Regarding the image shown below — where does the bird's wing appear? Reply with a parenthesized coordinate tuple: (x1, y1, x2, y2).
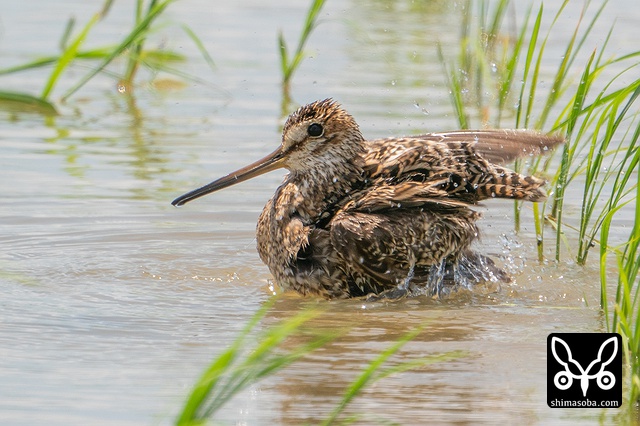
(362, 129, 562, 203)
(365, 129, 563, 175)
(417, 129, 564, 164)
(329, 210, 424, 289)
(342, 180, 472, 212)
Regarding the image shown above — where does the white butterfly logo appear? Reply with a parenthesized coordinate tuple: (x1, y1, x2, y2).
(551, 336, 617, 397)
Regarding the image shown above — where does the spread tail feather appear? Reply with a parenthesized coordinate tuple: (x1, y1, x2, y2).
(475, 167, 548, 202)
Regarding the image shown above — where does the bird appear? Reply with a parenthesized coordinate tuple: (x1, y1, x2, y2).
(172, 99, 563, 299)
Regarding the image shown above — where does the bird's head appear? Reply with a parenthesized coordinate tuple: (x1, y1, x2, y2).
(172, 99, 364, 206)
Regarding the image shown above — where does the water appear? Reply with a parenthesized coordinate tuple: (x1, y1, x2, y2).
(1, 0, 638, 424)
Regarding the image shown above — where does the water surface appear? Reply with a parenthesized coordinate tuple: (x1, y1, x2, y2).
(1, 0, 638, 424)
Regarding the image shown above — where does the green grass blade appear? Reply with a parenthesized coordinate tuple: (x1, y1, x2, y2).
(279, 0, 326, 87)
(563, 0, 609, 74)
(59, 17, 75, 51)
(278, 30, 290, 80)
(177, 301, 337, 424)
(533, 202, 543, 261)
(523, 0, 569, 129)
(202, 321, 334, 417)
(139, 49, 186, 65)
(552, 50, 596, 260)
(322, 327, 424, 425)
(291, 0, 326, 62)
(100, 0, 115, 16)
(0, 47, 117, 77)
(485, 0, 508, 49)
(600, 211, 613, 328)
(535, 18, 578, 128)
(497, 4, 531, 127)
(515, 3, 542, 128)
(178, 347, 237, 424)
(437, 43, 468, 129)
(61, 0, 175, 101)
(181, 24, 216, 72)
(122, 0, 150, 85)
(572, 79, 640, 264)
(135, 0, 144, 23)
(41, 11, 102, 100)
(0, 90, 57, 114)
(0, 57, 60, 76)
(176, 299, 275, 424)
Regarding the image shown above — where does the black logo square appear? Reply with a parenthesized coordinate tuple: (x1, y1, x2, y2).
(547, 333, 622, 408)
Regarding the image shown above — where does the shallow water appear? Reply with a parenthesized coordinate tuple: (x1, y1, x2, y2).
(1, 0, 638, 424)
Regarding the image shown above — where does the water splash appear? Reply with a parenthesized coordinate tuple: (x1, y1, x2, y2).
(426, 261, 447, 295)
(498, 233, 526, 276)
(398, 260, 415, 291)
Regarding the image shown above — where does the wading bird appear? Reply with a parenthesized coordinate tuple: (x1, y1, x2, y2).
(173, 99, 563, 299)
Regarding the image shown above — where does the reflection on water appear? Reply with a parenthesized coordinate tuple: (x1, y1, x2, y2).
(0, 0, 636, 424)
(211, 293, 607, 425)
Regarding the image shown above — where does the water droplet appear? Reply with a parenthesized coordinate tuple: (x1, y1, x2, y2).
(491, 62, 497, 72)
(400, 262, 416, 290)
(117, 84, 126, 93)
(391, 80, 397, 86)
(413, 102, 430, 116)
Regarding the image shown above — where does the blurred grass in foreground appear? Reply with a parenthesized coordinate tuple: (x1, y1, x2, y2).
(176, 298, 465, 425)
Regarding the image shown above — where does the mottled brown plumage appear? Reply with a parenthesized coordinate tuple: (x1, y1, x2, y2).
(173, 99, 563, 299)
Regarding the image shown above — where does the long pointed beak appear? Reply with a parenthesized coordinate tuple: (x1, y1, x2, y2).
(172, 148, 286, 206)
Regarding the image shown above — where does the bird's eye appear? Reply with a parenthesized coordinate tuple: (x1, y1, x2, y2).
(307, 123, 324, 137)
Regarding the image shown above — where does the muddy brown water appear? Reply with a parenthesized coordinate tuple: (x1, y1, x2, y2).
(1, 0, 638, 424)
